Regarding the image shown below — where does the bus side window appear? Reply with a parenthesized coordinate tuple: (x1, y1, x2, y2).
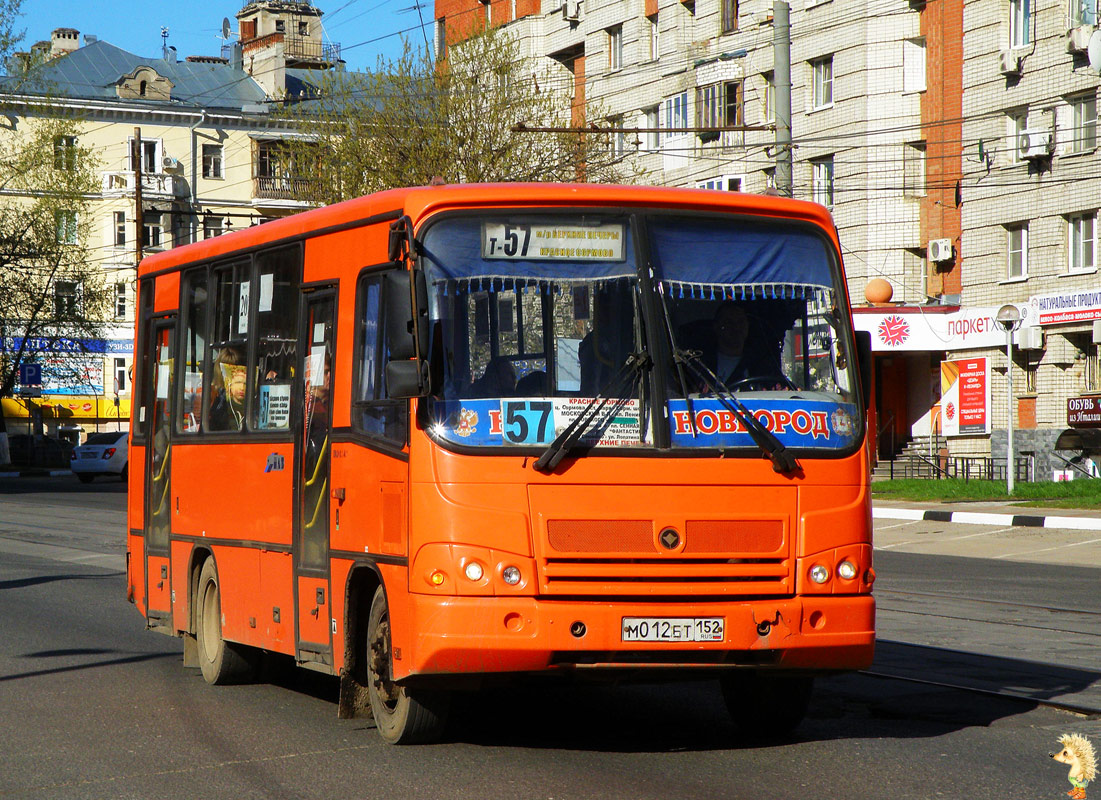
(252, 246, 300, 431)
(206, 260, 249, 432)
(353, 271, 408, 445)
(178, 270, 209, 434)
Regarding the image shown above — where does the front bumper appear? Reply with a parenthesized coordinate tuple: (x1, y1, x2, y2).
(398, 593, 874, 680)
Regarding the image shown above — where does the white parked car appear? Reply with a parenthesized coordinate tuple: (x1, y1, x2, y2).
(70, 432, 129, 483)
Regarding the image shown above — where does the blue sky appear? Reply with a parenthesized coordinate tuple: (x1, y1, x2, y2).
(14, 0, 431, 72)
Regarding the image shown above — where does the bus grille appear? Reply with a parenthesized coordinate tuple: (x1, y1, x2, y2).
(540, 519, 791, 597)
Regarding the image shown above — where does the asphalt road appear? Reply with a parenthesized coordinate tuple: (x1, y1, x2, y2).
(0, 476, 1097, 800)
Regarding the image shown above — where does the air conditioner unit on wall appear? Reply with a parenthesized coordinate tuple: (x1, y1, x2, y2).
(162, 156, 179, 170)
(1018, 326, 1044, 350)
(563, 0, 581, 21)
(1067, 26, 1093, 53)
(1017, 129, 1053, 160)
(928, 238, 954, 262)
(999, 50, 1023, 76)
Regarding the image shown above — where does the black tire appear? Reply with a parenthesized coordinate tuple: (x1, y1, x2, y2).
(720, 672, 813, 738)
(120, 463, 128, 481)
(195, 558, 257, 685)
(366, 586, 449, 744)
(77, 474, 94, 484)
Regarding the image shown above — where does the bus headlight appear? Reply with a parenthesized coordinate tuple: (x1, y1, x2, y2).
(809, 564, 830, 584)
(463, 561, 485, 582)
(501, 566, 521, 585)
(837, 560, 858, 580)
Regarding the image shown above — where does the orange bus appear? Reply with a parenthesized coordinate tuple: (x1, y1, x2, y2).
(127, 183, 875, 744)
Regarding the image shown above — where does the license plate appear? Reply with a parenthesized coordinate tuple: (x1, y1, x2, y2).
(621, 617, 724, 642)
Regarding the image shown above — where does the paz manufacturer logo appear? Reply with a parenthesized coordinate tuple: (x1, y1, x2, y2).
(265, 453, 285, 472)
(877, 315, 910, 347)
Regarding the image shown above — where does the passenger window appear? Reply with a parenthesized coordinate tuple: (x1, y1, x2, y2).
(252, 246, 300, 430)
(353, 271, 408, 444)
(207, 260, 250, 432)
(179, 270, 209, 433)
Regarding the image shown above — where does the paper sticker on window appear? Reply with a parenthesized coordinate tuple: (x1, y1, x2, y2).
(259, 273, 274, 313)
(238, 281, 250, 335)
(259, 383, 292, 429)
(308, 346, 326, 387)
(156, 363, 170, 399)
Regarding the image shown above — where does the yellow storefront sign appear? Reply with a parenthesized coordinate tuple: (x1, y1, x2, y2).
(2, 396, 132, 420)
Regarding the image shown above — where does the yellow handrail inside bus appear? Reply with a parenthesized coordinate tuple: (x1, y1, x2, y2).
(304, 434, 328, 488)
(154, 442, 171, 482)
(153, 445, 171, 517)
(304, 477, 328, 530)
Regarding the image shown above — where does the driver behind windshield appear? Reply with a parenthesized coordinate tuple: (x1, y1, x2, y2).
(694, 301, 781, 390)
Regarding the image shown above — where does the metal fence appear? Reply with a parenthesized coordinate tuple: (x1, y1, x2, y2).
(886, 454, 1032, 482)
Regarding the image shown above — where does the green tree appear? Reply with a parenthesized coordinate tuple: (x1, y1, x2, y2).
(0, 7, 106, 445)
(279, 27, 643, 204)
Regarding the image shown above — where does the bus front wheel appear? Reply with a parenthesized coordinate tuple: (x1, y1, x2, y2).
(719, 672, 813, 738)
(195, 558, 257, 685)
(366, 586, 449, 744)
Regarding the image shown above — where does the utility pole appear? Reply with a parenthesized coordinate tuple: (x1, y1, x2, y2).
(773, 0, 793, 197)
(132, 127, 144, 266)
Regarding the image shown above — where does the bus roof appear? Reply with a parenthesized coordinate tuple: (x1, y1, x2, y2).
(137, 183, 838, 278)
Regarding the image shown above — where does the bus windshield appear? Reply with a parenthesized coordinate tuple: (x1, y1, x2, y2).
(420, 211, 860, 454)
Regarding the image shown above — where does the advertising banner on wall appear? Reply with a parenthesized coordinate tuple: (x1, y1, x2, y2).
(1028, 289, 1101, 326)
(940, 357, 991, 436)
(853, 307, 1010, 351)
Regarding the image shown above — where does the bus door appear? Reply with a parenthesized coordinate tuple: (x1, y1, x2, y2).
(143, 320, 175, 630)
(294, 291, 335, 663)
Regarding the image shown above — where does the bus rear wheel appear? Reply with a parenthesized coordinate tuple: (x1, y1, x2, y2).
(719, 672, 813, 738)
(366, 586, 449, 744)
(195, 558, 257, 685)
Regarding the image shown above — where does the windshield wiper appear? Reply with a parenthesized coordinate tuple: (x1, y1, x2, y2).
(533, 352, 651, 473)
(676, 350, 800, 475)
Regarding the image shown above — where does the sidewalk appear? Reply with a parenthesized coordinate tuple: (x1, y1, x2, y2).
(873, 498, 1101, 531)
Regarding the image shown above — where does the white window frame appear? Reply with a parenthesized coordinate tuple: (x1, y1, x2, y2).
(114, 357, 128, 394)
(648, 14, 659, 60)
(1069, 212, 1096, 274)
(1008, 111, 1027, 162)
(202, 143, 224, 179)
(903, 38, 926, 93)
(1070, 0, 1097, 26)
(1071, 93, 1097, 154)
(608, 116, 626, 157)
(115, 281, 127, 319)
(1007, 223, 1029, 279)
(128, 137, 162, 174)
(643, 106, 660, 150)
(607, 25, 623, 71)
(811, 56, 833, 110)
(812, 156, 834, 208)
(663, 91, 689, 140)
(697, 175, 743, 191)
(113, 210, 126, 248)
(53, 135, 77, 170)
(203, 214, 225, 240)
(143, 212, 163, 249)
(1010, 0, 1031, 47)
(762, 72, 774, 124)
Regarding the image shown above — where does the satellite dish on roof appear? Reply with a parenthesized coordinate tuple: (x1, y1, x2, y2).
(221, 17, 232, 40)
(1088, 30, 1101, 72)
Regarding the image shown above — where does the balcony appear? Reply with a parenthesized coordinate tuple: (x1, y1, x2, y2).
(101, 171, 186, 200)
(252, 175, 318, 205)
(237, 31, 340, 65)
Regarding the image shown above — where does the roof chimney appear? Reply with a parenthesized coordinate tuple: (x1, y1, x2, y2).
(50, 28, 80, 59)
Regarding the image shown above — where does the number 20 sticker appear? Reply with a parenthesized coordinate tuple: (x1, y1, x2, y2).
(501, 401, 555, 445)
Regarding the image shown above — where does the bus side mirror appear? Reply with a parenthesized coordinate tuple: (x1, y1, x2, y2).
(855, 330, 872, 410)
(384, 270, 429, 361)
(386, 360, 429, 398)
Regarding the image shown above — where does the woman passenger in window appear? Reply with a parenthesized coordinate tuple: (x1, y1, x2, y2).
(209, 346, 247, 431)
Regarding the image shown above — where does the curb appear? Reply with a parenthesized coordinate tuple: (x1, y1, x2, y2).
(873, 505, 1101, 531)
(0, 469, 73, 479)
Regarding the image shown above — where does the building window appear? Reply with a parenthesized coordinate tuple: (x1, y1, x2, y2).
(54, 280, 80, 317)
(1010, 0, 1031, 47)
(811, 156, 834, 208)
(903, 38, 926, 92)
(721, 0, 738, 32)
(1087, 343, 1101, 391)
(608, 116, 626, 156)
(202, 143, 224, 178)
(115, 282, 127, 319)
(1007, 223, 1028, 279)
(203, 215, 225, 239)
(114, 211, 126, 247)
(1070, 93, 1097, 154)
(1070, 0, 1097, 26)
(697, 81, 744, 139)
(114, 358, 128, 394)
(643, 106, 660, 150)
(648, 14, 659, 60)
(143, 212, 163, 249)
(298, 20, 309, 35)
(663, 91, 689, 139)
(811, 56, 833, 109)
(275, 19, 286, 32)
(1069, 212, 1096, 273)
(607, 25, 623, 71)
(1008, 111, 1027, 161)
(53, 135, 77, 170)
(129, 138, 159, 173)
(55, 210, 78, 244)
(697, 176, 742, 191)
(762, 71, 774, 123)
(903, 141, 926, 197)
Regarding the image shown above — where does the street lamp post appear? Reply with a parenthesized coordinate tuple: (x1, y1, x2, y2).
(996, 304, 1022, 494)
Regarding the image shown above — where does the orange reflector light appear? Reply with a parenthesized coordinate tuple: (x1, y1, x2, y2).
(429, 570, 446, 586)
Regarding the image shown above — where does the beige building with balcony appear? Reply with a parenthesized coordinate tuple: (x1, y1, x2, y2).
(0, 0, 339, 440)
